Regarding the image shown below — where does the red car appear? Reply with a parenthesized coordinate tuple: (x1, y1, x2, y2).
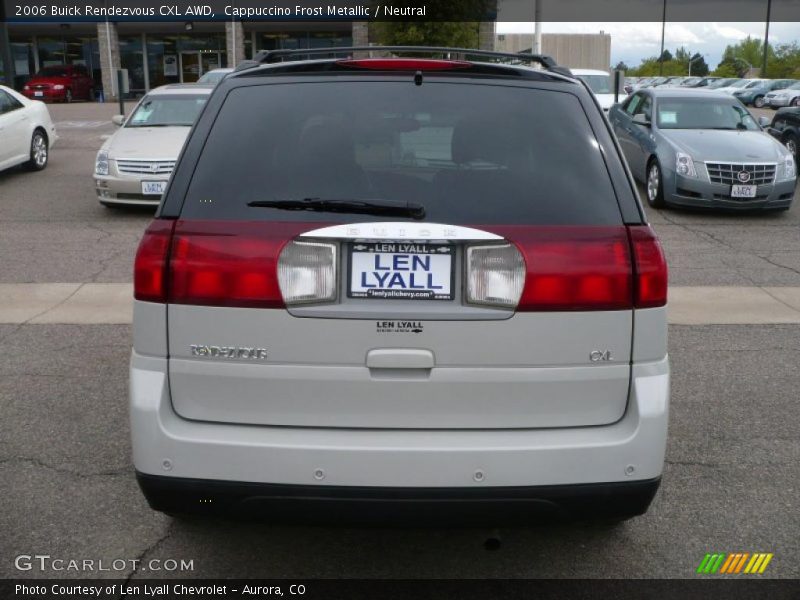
(22, 64, 94, 103)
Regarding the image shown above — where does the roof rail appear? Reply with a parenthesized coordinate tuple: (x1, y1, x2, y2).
(237, 46, 572, 77)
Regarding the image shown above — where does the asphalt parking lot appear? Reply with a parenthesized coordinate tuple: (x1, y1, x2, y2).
(1, 102, 799, 580)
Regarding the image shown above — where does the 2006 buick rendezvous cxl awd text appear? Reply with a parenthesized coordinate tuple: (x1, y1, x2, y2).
(130, 47, 669, 524)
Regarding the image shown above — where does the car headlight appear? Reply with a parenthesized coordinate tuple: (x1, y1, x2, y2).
(95, 151, 109, 176)
(676, 152, 697, 178)
(780, 153, 796, 181)
(53, 84, 65, 90)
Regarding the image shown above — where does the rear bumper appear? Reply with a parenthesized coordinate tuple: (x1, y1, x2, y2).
(136, 471, 661, 523)
(131, 352, 669, 504)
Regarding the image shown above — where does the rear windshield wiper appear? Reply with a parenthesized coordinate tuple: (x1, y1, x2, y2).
(247, 198, 426, 220)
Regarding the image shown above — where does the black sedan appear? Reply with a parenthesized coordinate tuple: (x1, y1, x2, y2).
(766, 107, 800, 162)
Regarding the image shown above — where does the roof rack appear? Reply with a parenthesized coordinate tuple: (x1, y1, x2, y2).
(235, 46, 572, 77)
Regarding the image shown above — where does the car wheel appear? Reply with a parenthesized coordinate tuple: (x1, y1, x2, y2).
(753, 95, 765, 108)
(784, 132, 799, 163)
(793, 97, 800, 108)
(26, 130, 48, 171)
(65, 88, 73, 103)
(646, 159, 666, 209)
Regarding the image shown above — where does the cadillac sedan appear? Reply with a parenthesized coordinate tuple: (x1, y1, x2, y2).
(608, 89, 796, 211)
(94, 84, 212, 207)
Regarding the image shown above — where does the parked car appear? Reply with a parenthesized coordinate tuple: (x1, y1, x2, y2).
(94, 84, 212, 207)
(130, 47, 669, 524)
(608, 88, 796, 210)
(705, 78, 743, 90)
(680, 77, 719, 88)
(714, 78, 755, 95)
(0, 84, 58, 173)
(572, 68, 618, 110)
(766, 81, 800, 109)
(765, 107, 800, 163)
(658, 76, 689, 87)
(21, 64, 94, 103)
(733, 79, 796, 108)
(197, 68, 234, 85)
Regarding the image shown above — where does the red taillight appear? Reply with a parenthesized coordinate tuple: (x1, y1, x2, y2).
(336, 58, 471, 71)
(134, 220, 175, 303)
(628, 225, 668, 308)
(486, 226, 634, 311)
(167, 220, 312, 308)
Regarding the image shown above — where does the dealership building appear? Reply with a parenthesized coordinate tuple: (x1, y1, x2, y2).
(0, 20, 372, 98)
(0, 20, 608, 99)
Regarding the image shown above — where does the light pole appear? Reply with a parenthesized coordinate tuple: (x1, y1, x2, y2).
(763, 0, 772, 77)
(659, 0, 667, 76)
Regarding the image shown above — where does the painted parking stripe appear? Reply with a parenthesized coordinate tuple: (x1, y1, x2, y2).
(55, 120, 113, 129)
(1, 284, 800, 325)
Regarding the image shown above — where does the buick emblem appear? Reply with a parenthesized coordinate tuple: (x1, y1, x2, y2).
(737, 170, 751, 183)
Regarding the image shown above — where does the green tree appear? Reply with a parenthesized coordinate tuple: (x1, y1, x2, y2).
(711, 62, 739, 78)
(659, 49, 673, 62)
(614, 61, 630, 72)
(372, 22, 480, 48)
(689, 53, 709, 76)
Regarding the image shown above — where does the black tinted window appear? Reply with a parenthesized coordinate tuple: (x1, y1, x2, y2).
(182, 81, 622, 225)
(0, 90, 23, 113)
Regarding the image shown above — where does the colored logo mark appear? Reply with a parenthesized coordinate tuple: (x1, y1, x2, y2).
(697, 553, 773, 575)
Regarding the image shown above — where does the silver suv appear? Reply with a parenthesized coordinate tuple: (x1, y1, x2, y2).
(131, 47, 669, 524)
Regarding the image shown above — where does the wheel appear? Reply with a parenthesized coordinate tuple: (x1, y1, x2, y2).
(793, 97, 800, 108)
(784, 132, 799, 163)
(64, 88, 73, 103)
(753, 95, 765, 108)
(646, 159, 666, 209)
(26, 130, 48, 171)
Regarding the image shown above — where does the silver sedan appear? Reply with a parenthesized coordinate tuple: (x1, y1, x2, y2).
(608, 88, 796, 211)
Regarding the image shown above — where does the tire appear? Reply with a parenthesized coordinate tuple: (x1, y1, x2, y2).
(646, 159, 666, 209)
(65, 88, 73, 103)
(784, 132, 799, 164)
(26, 130, 48, 171)
(793, 97, 800, 108)
(753, 95, 765, 108)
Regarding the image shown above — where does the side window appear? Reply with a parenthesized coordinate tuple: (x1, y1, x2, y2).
(634, 96, 652, 120)
(0, 90, 23, 115)
(624, 94, 642, 116)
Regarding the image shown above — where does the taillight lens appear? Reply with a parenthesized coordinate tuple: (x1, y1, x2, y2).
(133, 220, 175, 303)
(466, 244, 525, 308)
(278, 241, 337, 305)
(167, 221, 311, 308)
(629, 225, 668, 308)
(487, 226, 634, 311)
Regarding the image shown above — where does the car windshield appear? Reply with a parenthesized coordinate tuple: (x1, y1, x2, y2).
(744, 80, 765, 89)
(656, 99, 759, 130)
(578, 74, 612, 94)
(37, 66, 69, 77)
(126, 94, 207, 127)
(681, 78, 701, 86)
(182, 81, 623, 225)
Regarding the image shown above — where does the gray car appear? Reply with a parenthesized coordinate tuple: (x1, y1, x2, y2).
(609, 88, 796, 211)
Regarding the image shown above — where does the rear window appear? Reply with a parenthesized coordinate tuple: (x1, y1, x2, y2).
(181, 80, 622, 225)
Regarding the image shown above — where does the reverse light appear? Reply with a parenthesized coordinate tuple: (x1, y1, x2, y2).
(676, 152, 696, 178)
(278, 241, 337, 305)
(466, 244, 524, 308)
(95, 150, 109, 176)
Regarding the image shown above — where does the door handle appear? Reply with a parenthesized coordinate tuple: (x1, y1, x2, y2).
(366, 349, 434, 370)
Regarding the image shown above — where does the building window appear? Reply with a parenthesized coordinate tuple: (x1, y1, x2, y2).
(119, 35, 145, 96)
(9, 36, 36, 90)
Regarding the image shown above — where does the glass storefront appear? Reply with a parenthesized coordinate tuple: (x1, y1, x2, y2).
(9, 34, 100, 91)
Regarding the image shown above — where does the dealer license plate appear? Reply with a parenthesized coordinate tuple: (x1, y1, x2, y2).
(348, 242, 454, 301)
(141, 181, 167, 195)
(731, 185, 757, 198)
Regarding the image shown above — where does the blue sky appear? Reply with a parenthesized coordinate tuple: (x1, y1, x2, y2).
(496, 22, 800, 69)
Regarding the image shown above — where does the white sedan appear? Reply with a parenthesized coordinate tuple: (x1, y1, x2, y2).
(0, 84, 58, 173)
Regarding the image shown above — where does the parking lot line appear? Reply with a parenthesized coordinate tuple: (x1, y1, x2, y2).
(2, 284, 800, 325)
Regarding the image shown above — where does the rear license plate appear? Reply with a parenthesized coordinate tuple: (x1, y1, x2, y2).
(141, 181, 167, 195)
(34, 91, 43, 97)
(348, 242, 454, 301)
(731, 185, 757, 198)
